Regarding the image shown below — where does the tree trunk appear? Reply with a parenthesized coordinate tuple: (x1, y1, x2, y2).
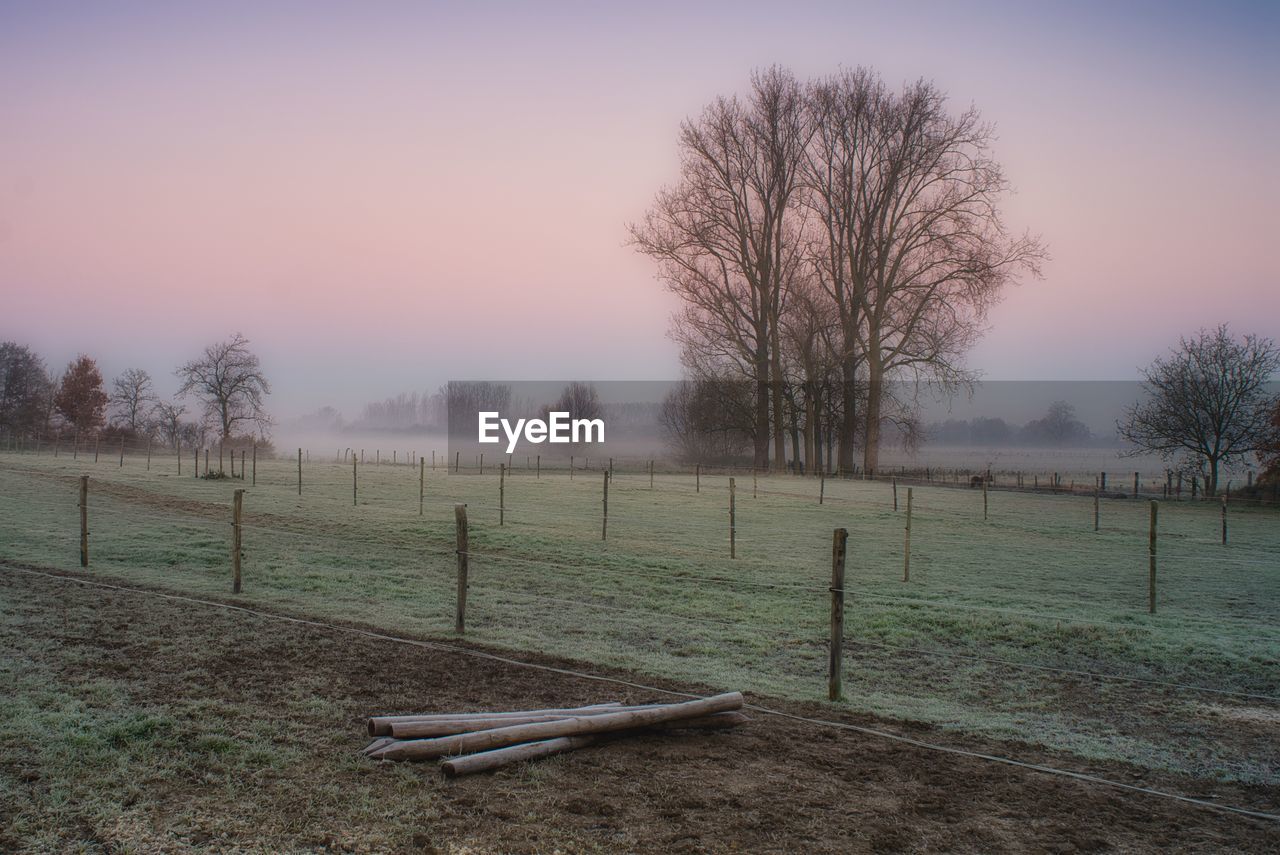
(1207, 457, 1219, 498)
(753, 344, 771, 471)
(863, 357, 884, 476)
(770, 342, 787, 473)
(837, 351, 858, 475)
(803, 384, 816, 477)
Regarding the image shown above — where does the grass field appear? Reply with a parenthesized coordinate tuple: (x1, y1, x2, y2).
(1, 449, 1277, 791)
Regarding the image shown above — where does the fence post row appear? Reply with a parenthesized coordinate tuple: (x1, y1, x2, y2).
(455, 504, 469, 633)
(499, 463, 506, 526)
(829, 527, 848, 702)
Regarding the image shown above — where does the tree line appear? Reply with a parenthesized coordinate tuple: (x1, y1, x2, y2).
(0, 333, 272, 452)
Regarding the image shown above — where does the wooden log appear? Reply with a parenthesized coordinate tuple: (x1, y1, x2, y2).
(437, 712, 749, 777)
(368, 702, 625, 736)
(369, 692, 743, 761)
(391, 709, 653, 738)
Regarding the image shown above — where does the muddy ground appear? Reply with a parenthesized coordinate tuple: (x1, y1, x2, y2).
(0, 565, 1275, 853)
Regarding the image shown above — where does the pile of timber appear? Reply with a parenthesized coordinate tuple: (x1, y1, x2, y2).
(363, 691, 746, 777)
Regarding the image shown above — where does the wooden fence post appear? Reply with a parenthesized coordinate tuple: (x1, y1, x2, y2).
(204, 449, 209, 476)
(819, 475, 825, 505)
(146, 438, 151, 471)
(353, 456, 358, 506)
(479, 453, 483, 475)
(753, 468, 757, 499)
(1221, 495, 1228, 545)
(240, 449, 244, 481)
(499, 463, 505, 526)
(176, 441, 180, 476)
(119, 437, 124, 467)
(419, 457, 425, 516)
(601, 469, 609, 540)
(570, 455, 574, 480)
(1134, 471, 1140, 499)
(649, 459, 654, 490)
(79, 476, 89, 568)
(729, 477, 736, 559)
(298, 448, 303, 496)
(455, 504, 469, 633)
(251, 443, 256, 486)
(904, 488, 913, 582)
(219, 442, 224, 475)
(1148, 500, 1158, 614)
(696, 463, 700, 492)
(537, 454, 541, 479)
(232, 489, 244, 594)
(829, 527, 847, 701)
(1094, 480, 1100, 532)
(982, 478, 988, 521)
(94, 436, 99, 463)
(454, 451, 459, 473)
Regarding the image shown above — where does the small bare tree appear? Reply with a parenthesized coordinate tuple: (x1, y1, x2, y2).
(176, 334, 271, 441)
(1119, 326, 1279, 496)
(110, 368, 157, 432)
(152, 400, 187, 449)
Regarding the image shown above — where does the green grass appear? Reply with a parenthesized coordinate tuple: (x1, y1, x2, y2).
(1, 450, 1277, 785)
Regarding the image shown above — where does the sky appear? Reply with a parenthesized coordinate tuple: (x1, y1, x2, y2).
(2, 0, 1277, 419)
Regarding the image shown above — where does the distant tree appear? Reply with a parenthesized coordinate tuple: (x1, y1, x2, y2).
(54, 355, 108, 433)
(446, 381, 512, 440)
(971, 417, 1013, 445)
(1022, 401, 1091, 446)
(1254, 399, 1280, 485)
(545, 382, 602, 422)
(1119, 326, 1280, 496)
(176, 334, 271, 441)
(660, 377, 755, 464)
(0, 342, 53, 436)
(109, 368, 157, 432)
(152, 400, 187, 449)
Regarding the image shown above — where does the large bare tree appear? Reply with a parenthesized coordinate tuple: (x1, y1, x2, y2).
(1119, 326, 1279, 496)
(176, 334, 272, 441)
(631, 67, 809, 471)
(804, 70, 1043, 475)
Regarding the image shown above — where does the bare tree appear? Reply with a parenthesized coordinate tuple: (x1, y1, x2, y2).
(110, 368, 157, 432)
(631, 67, 810, 471)
(546, 382, 603, 422)
(152, 400, 187, 449)
(804, 70, 1044, 475)
(1258, 399, 1280, 486)
(1119, 326, 1279, 496)
(176, 334, 271, 441)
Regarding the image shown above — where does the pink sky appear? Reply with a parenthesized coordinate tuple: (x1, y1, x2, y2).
(2, 1, 1276, 417)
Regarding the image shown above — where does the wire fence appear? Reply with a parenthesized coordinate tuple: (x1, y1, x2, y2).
(1, 449, 1278, 795)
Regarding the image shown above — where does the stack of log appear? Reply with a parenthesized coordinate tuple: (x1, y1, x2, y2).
(363, 691, 746, 777)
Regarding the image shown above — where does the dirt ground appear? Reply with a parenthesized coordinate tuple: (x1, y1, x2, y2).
(0, 565, 1276, 853)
